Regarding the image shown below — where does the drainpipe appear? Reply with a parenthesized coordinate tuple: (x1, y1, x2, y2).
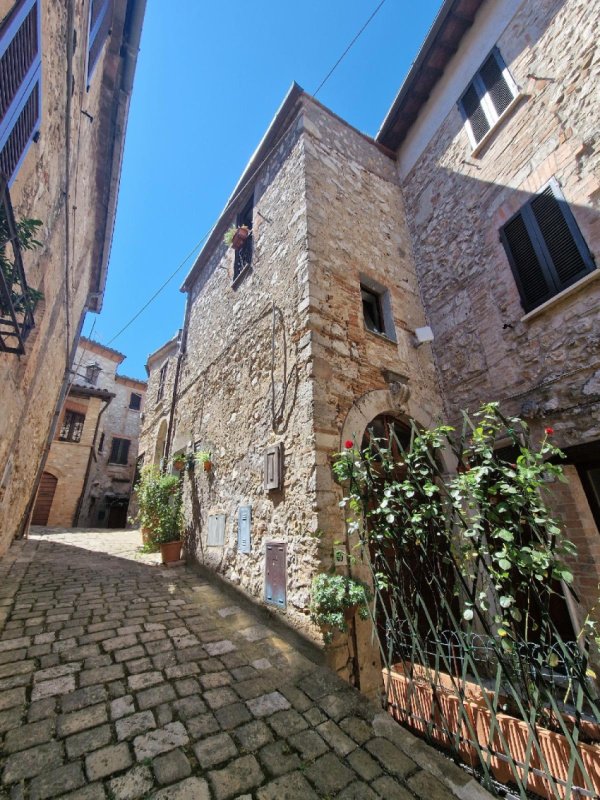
(73, 394, 112, 526)
(165, 294, 191, 463)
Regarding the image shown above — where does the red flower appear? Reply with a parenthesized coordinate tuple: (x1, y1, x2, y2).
(344, 440, 354, 449)
(545, 427, 554, 436)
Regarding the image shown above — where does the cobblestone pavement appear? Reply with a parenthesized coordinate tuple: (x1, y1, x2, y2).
(0, 528, 491, 800)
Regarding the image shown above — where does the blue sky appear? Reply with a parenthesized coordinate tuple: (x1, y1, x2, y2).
(85, 0, 442, 379)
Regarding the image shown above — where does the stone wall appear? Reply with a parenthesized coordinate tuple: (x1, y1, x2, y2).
(76, 345, 147, 527)
(174, 110, 319, 639)
(42, 395, 105, 526)
(302, 100, 444, 693)
(0, 0, 141, 551)
(399, 0, 600, 617)
(138, 335, 180, 468)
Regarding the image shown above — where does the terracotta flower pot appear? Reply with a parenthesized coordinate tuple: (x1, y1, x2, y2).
(383, 663, 600, 799)
(173, 458, 185, 471)
(160, 540, 182, 564)
(231, 227, 250, 250)
(343, 604, 358, 622)
(203, 460, 212, 472)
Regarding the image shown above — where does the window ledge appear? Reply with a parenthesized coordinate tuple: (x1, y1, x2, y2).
(364, 327, 397, 346)
(521, 269, 599, 322)
(470, 93, 526, 158)
(232, 265, 252, 290)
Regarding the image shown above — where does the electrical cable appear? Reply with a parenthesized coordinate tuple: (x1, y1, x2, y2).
(104, 0, 388, 346)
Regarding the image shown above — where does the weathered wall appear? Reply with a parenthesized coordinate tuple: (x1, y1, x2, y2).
(137, 336, 179, 469)
(173, 111, 319, 638)
(78, 373, 146, 527)
(0, 0, 138, 551)
(302, 100, 445, 693)
(399, 0, 600, 616)
(42, 395, 104, 526)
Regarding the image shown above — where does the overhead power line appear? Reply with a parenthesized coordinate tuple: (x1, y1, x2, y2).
(105, 0, 388, 346)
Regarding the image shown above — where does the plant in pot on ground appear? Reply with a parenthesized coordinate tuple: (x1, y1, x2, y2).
(333, 403, 600, 800)
(134, 465, 183, 562)
(310, 572, 371, 644)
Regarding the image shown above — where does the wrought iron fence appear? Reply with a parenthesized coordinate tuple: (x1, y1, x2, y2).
(340, 409, 600, 800)
(0, 175, 37, 354)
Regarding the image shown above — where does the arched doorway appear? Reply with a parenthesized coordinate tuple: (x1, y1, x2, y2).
(32, 472, 58, 525)
(361, 413, 459, 665)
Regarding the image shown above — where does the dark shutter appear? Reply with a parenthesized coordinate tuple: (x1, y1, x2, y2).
(480, 52, 513, 117)
(109, 437, 130, 465)
(502, 213, 551, 310)
(87, 0, 113, 84)
(0, 0, 41, 184)
(460, 84, 490, 144)
(237, 505, 251, 554)
(265, 542, 286, 609)
(129, 393, 141, 410)
(530, 186, 592, 287)
(501, 180, 595, 312)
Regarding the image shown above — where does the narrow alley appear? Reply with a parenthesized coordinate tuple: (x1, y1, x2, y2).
(0, 529, 489, 800)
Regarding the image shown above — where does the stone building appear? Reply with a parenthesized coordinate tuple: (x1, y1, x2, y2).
(142, 0, 599, 692)
(31, 337, 146, 527)
(141, 86, 443, 695)
(138, 332, 181, 470)
(0, 0, 145, 553)
(376, 0, 600, 633)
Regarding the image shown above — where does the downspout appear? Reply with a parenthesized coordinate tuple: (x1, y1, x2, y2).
(73, 394, 112, 526)
(165, 294, 191, 463)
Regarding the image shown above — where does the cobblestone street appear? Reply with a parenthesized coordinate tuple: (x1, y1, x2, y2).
(0, 529, 490, 800)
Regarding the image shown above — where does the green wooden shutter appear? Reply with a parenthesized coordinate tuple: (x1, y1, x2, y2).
(501, 213, 552, 311)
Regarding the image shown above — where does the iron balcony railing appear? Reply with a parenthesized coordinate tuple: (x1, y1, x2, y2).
(0, 174, 36, 354)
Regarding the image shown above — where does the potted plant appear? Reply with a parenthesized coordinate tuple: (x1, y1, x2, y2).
(194, 450, 212, 472)
(223, 223, 250, 251)
(309, 573, 371, 643)
(171, 453, 186, 472)
(134, 465, 183, 562)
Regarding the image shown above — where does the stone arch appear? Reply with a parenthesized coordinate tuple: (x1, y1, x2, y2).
(340, 387, 452, 473)
(154, 418, 169, 466)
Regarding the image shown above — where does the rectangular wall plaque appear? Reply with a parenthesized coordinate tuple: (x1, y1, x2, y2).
(207, 514, 226, 546)
(265, 542, 286, 609)
(264, 443, 283, 491)
(237, 505, 251, 554)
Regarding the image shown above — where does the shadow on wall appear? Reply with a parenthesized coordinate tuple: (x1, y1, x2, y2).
(271, 304, 299, 435)
(406, 163, 600, 429)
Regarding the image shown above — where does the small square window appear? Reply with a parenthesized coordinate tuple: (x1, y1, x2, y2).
(129, 392, 142, 411)
(109, 437, 130, 465)
(361, 287, 384, 335)
(59, 410, 85, 443)
(85, 363, 101, 385)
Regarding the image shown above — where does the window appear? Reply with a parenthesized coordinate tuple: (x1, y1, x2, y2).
(85, 363, 101, 385)
(87, 0, 113, 87)
(359, 277, 396, 341)
(500, 179, 595, 312)
(98, 432, 105, 452)
(157, 363, 168, 402)
(458, 48, 517, 148)
(233, 195, 254, 282)
(361, 287, 384, 334)
(109, 437, 130, 465)
(59, 410, 85, 443)
(0, 0, 41, 186)
(129, 392, 142, 411)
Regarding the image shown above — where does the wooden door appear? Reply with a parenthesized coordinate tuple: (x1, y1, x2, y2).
(31, 472, 58, 525)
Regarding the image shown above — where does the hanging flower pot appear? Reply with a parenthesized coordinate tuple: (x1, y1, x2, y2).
(172, 456, 185, 472)
(224, 224, 250, 251)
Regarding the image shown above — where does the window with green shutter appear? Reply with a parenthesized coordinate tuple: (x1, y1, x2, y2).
(500, 179, 595, 312)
